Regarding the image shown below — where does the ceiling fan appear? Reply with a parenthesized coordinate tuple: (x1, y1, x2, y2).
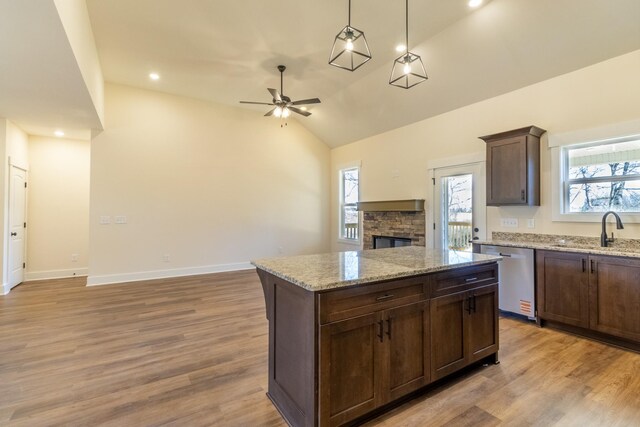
(239, 65, 321, 119)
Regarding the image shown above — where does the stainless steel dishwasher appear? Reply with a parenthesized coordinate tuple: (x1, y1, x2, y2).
(480, 245, 536, 320)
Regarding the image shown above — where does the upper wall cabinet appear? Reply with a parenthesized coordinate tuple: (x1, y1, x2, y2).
(480, 126, 547, 206)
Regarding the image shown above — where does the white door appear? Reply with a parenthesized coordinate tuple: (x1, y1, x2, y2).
(433, 163, 486, 251)
(9, 166, 27, 289)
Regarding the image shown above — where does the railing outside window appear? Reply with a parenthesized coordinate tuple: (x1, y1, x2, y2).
(447, 221, 472, 251)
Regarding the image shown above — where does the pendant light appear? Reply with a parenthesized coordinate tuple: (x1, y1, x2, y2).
(329, 0, 372, 71)
(389, 0, 428, 89)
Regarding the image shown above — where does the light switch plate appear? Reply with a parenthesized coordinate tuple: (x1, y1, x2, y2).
(115, 215, 127, 224)
(527, 219, 535, 228)
(100, 216, 110, 225)
(500, 218, 519, 228)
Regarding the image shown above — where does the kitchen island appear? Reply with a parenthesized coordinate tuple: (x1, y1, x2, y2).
(252, 246, 501, 427)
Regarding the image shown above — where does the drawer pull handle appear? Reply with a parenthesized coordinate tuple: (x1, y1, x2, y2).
(465, 277, 479, 282)
(376, 294, 395, 301)
(499, 253, 512, 257)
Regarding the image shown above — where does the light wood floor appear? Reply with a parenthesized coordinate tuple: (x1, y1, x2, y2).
(0, 271, 638, 426)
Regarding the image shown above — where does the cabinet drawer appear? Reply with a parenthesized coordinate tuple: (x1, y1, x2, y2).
(319, 277, 428, 324)
(432, 264, 498, 298)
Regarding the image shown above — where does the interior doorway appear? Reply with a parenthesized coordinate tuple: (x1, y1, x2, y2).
(433, 162, 486, 251)
(9, 165, 27, 289)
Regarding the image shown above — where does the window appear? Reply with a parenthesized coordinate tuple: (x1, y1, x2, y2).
(339, 167, 359, 241)
(562, 137, 640, 213)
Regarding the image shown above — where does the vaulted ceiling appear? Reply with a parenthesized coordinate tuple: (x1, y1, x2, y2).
(86, 0, 640, 147)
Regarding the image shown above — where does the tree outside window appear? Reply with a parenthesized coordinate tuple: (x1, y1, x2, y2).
(565, 138, 640, 213)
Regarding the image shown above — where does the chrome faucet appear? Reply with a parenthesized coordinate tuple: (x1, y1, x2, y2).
(601, 211, 624, 247)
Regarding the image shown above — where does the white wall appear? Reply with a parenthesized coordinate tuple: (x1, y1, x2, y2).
(26, 136, 90, 280)
(331, 50, 640, 251)
(54, 0, 104, 129)
(88, 83, 331, 285)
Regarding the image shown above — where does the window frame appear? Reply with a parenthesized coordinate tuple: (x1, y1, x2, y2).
(550, 122, 640, 223)
(338, 164, 361, 245)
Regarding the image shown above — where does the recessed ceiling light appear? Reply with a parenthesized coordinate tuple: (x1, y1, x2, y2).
(468, 0, 483, 8)
(149, 72, 160, 81)
(54, 130, 65, 137)
(395, 44, 406, 52)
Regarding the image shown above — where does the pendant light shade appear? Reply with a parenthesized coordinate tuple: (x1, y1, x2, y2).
(389, 0, 427, 89)
(329, 0, 372, 71)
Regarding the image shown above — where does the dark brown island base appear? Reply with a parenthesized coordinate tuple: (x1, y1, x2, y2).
(252, 246, 502, 427)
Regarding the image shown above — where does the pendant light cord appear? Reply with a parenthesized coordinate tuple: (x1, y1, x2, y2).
(280, 70, 283, 95)
(405, 0, 409, 54)
(348, 0, 351, 27)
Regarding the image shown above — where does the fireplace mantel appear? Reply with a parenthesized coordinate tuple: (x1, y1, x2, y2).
(356, 199, 425, 212)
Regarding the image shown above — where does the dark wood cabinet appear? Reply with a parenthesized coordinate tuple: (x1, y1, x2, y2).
(385, 301, 431, 401)
(588, 255, 640, 342)
(480, 125, 546, 206)
(430, 291, 467, 380)
(319, 301, 430, 426)
(468, 285, 499, 363)
(319, 313, 382, 426)
(537, 250, 640, 349)
(431, 284, 499, 381)
(257, 262, 500, 427)
(536, 250, 589, 328)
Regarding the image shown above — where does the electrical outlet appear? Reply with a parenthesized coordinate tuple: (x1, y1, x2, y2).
(71, 254, 79, 262)
(162, 254, 170, 263)
(500, 218, 519, 228)
(278, 247, 284, 254)
(115, 215, 127, 224)
(527, 219, 535, 228)
(100, 216, 110, 225)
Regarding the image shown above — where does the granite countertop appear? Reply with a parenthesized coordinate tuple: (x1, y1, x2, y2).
(474, 232, 640, 259)
(251, 246, 501, 292)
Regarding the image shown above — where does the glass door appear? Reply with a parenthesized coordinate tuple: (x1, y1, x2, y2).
(434, 163, 486, 251)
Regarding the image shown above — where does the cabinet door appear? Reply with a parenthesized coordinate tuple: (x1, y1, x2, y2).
(468, 285, 499, 363)
(536, 250, 589, 328)
(589, 256, 640, 342)
(430, 291, 468, 381)
(319, 313, 383, 427)
(384, 301, 430, 402)
(486, 136, 527, 205)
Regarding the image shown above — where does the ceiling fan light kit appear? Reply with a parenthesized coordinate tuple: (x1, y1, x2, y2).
(389, 0, 428, 89)
(239, 65, 321, 125)
(329, 0, 372, 71)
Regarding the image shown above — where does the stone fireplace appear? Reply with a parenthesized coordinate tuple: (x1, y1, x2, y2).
(358, 200, 426, 249)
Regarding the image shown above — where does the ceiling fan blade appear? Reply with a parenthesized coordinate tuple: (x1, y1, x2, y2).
(239, 101, 274, 106)
(289, 106, 311, 117)
(264, 108, 277, 117)
(291, 98, 321, 106)
(268, 88, 282, 102)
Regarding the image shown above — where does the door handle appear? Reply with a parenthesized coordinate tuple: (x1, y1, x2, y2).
(10, 232, 17, 237)
(582, 259, 586, 273)
(472, 294, 477, 313)
(465, 296, 472, 314)
(377, 320, 384, 342)
(521, 190, 526, 201)
(386, 318, 392, 340)
(590, 260, 596, 274)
